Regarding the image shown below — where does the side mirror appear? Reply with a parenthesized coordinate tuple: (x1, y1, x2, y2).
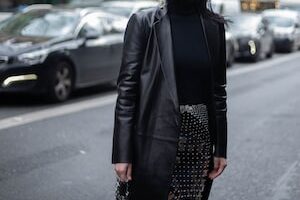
(295, 23, 300, 28)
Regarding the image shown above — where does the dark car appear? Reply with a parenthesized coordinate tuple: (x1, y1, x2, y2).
(262, 9, 300, 52)
(0, 7, 126, 102)
(230, 13, 274, 62)
(225, 29, 238, 67)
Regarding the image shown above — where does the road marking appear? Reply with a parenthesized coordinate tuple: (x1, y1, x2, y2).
(228, 52, 300, 77)
(1, 52, 300, 130)
(269, 161, 300, 200)
(0, 93, 117, 131)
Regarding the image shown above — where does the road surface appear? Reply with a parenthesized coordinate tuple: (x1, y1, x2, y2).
(0, 52, 300, 200)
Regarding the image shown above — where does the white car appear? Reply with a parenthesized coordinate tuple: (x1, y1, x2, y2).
(262, 9, 300, 52)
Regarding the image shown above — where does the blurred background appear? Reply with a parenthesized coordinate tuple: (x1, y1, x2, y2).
(0, 0, 300, 200)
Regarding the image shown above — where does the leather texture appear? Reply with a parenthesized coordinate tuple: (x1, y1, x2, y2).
(112, 3, 227, 200)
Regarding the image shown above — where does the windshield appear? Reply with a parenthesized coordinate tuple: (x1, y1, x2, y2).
(230, 16, 260, 32)
(280, 4, 300, 12)
(264, 16, 294, 28)
(0, 10, 79, 38)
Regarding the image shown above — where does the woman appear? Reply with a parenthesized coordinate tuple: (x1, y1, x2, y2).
(112, 0, 228, 199)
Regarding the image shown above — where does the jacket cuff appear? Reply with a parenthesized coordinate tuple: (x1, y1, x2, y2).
(213, 114, 227, 158)
(111, 109, 134, 164)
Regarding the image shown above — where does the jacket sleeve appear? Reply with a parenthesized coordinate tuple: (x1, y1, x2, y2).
(111, 13, 146, 164)
(213, 22, 228, 158)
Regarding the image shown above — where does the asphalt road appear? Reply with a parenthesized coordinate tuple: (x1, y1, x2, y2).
(0, 52, 300, 200)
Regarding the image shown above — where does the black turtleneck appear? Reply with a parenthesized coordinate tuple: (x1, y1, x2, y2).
(167, 0, 211, 105)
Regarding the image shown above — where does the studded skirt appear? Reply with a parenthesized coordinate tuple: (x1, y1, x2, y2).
(168, 103, 214, 200)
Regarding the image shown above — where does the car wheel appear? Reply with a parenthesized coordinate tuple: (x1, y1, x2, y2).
(250, 50, 260, 62)
(47, 61, 74, 102)
(287, 41, 296, 53)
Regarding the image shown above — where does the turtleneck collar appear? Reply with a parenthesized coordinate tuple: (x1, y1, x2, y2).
(166, 0, 200, 15)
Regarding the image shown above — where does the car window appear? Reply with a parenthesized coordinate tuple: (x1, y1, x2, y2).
(78, 15, 122, 38)
(230, 15, 260, 32)
(78, 17, 104, 38)
(280, 3, 300, 12)
(101, 17, 115, 34)
(0, 10, 79, 37)
(264, 16, 295, 28)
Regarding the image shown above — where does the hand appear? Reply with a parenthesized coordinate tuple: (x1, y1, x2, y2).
(114, 163, 132, 182)
(208, 157, 227, 180)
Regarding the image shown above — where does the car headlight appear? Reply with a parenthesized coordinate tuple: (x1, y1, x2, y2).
(248, 40, 257, 55)
(17, 49, 49, 65)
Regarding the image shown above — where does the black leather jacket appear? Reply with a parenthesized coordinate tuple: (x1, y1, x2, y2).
(112, 3, 227, 199)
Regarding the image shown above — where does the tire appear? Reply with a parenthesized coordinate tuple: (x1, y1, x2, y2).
(250, 51, 260, 62)
(287, 41, 296, 53)
(47, 60, 74, 102)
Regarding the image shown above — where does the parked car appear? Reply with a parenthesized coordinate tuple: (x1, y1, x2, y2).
(0, 7, 126, 102)
(225, 30, 238, 67)
(262, 9, 300, 52)
(101, 1, 159, 18)
(230, 13, 274, 62)
(279, 0, 300, 13)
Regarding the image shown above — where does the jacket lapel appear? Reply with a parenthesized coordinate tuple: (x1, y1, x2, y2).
(154, 5, 180, 112)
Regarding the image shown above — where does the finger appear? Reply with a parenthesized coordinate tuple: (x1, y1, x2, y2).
(127, 164, 132, 181)
(208, 169, 218, 180)
(214, 164, 225, 179)
(214, 158, 220, 170)
(209, 161, 227, 180)
(119, 170, 128, 182)
(208, 158, 220, 179)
